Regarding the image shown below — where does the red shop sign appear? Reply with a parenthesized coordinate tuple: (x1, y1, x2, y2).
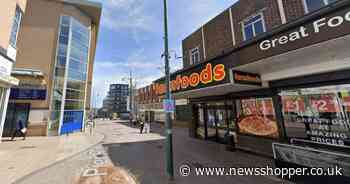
(310, 95, 340, 113)
(342, 96, 350, 112)
(282, 96, 306, 113)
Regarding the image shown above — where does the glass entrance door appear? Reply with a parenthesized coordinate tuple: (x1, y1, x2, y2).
(206, 105, 233, 143)
(206, 108, 217, 140)
(3, 103, 30, 137)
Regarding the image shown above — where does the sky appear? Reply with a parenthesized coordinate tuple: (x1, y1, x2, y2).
(91, 0, 237, 107)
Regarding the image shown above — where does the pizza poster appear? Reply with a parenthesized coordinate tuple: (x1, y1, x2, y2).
(241, 99, 259, 115)
(257, 99, 274, 115)
(242, 99, 275, 115)
(238, 98, 279, 139)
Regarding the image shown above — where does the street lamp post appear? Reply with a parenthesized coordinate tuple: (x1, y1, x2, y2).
(129, 71, 133, 125)
(163, 0, 174, 180)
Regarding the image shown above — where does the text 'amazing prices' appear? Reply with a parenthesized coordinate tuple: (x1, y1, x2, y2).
(155, 63, 226, 95)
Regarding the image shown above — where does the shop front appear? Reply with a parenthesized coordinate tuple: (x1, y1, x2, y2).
(0, 53, 19, 139)
(153, 2, 350, 181)
(4, 69, 48, 136)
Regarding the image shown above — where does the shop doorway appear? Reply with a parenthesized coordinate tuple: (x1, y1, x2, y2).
(206, 106, 233, 143)
(2, 103, 30, 137)
(195, 102, 235, 144)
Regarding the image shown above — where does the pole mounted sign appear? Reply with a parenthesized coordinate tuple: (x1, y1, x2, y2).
(163, 99, 175, 113)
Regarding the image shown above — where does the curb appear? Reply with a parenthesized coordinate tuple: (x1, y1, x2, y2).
(13, 132, 106, 184)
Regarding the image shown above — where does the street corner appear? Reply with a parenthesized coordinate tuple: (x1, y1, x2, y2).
(73, 165, 138, 184)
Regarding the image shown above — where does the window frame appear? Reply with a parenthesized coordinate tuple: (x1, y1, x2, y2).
(189, 47, 200, 65)
(241, 12, 266, 41)
(303, 0, 336, 14)
(9, 6, 23, 48)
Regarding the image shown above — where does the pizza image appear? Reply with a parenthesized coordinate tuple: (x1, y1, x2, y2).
(238, 115, 278, 137)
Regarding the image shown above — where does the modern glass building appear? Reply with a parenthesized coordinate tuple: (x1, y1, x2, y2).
(50, 15, 91, 135)
(2, 0, 101, 137)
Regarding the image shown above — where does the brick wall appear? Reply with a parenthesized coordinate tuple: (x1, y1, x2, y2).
(282, 0, 305, 22)
(182, 28, 204, 68)
(182, 0, 283, 68)
(231, 0, 282, 44)
(203, 10, 233, 61)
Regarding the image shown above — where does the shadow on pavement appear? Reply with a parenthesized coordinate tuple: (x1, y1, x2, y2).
(103, 122, 289, 184)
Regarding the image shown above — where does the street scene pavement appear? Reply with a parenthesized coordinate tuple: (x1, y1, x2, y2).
(2, 119, 293, 184)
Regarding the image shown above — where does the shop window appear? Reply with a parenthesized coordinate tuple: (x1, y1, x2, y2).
(281, 84, 350, 147)
(197, 106, 206, 138)
(9, 6, 23, 48)
(236, 97, 279, 139)
(242, 13, 266, 41)
(190, 47, 200, 65)
(303, 0, 338, 13)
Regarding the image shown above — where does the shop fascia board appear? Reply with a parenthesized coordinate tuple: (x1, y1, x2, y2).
(233, 33, 350, 83)
(172, 82, 264, 100)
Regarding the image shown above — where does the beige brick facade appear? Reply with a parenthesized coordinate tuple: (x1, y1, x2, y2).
(3, 0, 101, 136)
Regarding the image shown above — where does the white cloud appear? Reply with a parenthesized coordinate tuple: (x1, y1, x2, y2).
(100, 0, 159, 38)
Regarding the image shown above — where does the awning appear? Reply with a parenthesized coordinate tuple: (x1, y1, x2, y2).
(12, 68, 46, 89)
(0, 75, 19, 86)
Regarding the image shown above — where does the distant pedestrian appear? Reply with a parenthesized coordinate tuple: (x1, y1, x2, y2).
(139, 115, 145, 134)
(11, 120, 26, 141)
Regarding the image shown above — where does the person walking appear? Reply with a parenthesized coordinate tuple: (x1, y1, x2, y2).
(11, 120, 26, 141)
(139, 115, 145, 134)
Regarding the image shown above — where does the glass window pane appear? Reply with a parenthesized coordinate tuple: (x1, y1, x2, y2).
(9, 7, 22, 48)
(281, 84, 350, 147)
(66, 89, 85, 100)
(236, 98, 279, 138)
(244, 14, 261, 25)
(67, 80, 85, 91)
(58, 45, 67, 56)
(254, 20, 264, 35)
(64, 100, 84, 110)
(305, 0, 325, 12)
(59, 36, 69, 45)
(61, 16, 70, 26)
(60, 26, 70, 37)
(244, 25, 254, 40)
(55, 67, 65, 77)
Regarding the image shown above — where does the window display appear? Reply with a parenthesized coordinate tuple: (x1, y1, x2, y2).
(197, 107, 205, 138)
(281, 84, 350, 147)
(236, 98, 279, 138)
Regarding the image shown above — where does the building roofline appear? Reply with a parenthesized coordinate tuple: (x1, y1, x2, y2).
(53, 0, 102, 24)
(57, 0, 102, 9)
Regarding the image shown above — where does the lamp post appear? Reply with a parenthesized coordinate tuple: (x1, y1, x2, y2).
(162, 0, 174, 180)
(129, 71, 133, 125)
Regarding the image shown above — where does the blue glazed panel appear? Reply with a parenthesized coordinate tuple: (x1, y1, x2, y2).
(60, 111, 83, 135)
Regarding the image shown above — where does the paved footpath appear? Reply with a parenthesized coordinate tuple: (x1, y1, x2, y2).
(104, 122, 294, 184)
(11, 120, 162, 184)
(0, 129, 104, 184)
(5, 120, 294, 184)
